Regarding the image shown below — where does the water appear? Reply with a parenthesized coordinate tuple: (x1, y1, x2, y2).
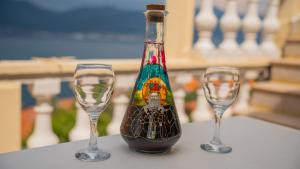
(0, 37, 143, 60)
(0, 36, 143, 108)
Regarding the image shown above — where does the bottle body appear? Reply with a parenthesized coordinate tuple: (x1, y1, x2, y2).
(120, 40, 181, 152)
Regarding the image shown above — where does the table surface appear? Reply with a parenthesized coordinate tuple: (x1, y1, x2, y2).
(1, 116, 300, 169)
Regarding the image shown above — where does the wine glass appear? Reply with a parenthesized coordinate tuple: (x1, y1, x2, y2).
(201, 67, 240, 153)
(73, 64, 115, 162)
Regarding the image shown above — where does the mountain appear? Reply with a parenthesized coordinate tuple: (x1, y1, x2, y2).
(0, 0, 145, 34)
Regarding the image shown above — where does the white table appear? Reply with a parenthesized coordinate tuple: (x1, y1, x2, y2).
(0, 116, 299, 169)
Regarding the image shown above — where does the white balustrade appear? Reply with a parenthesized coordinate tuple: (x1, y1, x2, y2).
(192, 89, 212, 121)
(107, 94, 129, 134)
(233, 70, 259, 114)
(175, 73, 194, 85)
(233, 82, 250, 114)
(114, 74, 136, 90)
(241, 0, 262, 56)
(194, 0, 282, 58)
(173, 73, 193, 123)
(69, 103, 90, 141)
(174, 89, 189, 124)
(261, 0, 281, 58)
(195, 0, 217, 54)
(107, 74, 135, 135)
(219, 0, 241, 54)
(27, 79, 60, 148)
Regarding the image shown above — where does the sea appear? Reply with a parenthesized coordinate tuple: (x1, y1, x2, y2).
(0, 35, 144, 108)
(0, 36, 143, 60)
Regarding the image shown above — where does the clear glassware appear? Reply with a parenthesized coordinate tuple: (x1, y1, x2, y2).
(201, 67, 240, 153)
(73, 64, 115, 162)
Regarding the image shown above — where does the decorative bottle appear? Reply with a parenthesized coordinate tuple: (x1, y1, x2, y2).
(120, 4, 181, 153)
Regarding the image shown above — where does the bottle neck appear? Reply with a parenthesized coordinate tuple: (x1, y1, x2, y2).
(145, 20, 164, 43)
(145, 10, 166, 43)
(141, 10, 167, 71)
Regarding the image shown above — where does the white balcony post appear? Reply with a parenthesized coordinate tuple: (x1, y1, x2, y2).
(69, 103, 90, 141)
(195, 0, 217, 54)
(233, 82, 250, 114)
(234, 71, 258, 115)
(107, 74, 135, 135)
(27, 79, 60, 148)
(241, 0, 262, 56)
(192, 89, 212, 121)
(107, 94, 129, 135)
(261, 0, 281, 58)
(174, 89, 189, 124)
(219, 0, 241, 55)
(173, 73, 193, 124)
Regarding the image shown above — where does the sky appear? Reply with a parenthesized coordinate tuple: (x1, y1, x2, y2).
(16, 0, 167, 11)
(15, 0, 267, 16)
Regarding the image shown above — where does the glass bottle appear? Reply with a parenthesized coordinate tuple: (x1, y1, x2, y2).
(120, 4, 181, 153)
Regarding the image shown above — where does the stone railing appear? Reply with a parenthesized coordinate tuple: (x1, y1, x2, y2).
(194, 0, 281, 58)
(0, 58, 270, 151)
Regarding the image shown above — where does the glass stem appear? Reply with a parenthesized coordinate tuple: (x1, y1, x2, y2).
(88, 116, 99, 151)
(211, 109, 223, 145)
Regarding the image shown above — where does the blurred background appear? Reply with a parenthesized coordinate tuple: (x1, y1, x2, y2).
(0, 0, 299, 153)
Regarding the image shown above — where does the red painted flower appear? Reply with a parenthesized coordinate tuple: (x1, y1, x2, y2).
(152, 55, 157, 64)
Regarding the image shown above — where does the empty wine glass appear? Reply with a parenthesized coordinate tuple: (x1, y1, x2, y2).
(73, 64, 115, 162)
(201, 67, 240, 153)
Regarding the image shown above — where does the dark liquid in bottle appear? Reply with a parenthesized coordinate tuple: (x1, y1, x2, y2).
(121, 105, 181, 153)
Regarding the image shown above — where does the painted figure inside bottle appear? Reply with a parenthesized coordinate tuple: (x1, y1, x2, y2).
(120, 4, 181, 153)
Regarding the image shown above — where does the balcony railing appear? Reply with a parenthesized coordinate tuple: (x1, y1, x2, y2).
(165, 0, 282, 59)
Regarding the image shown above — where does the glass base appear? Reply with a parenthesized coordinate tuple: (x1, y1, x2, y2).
(200, 142, 232, 153)
(75, 148, 111, 162)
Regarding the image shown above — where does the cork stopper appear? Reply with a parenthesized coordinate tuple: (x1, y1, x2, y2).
(146, 4, 165, 22)
(146, 4, 165, 10)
